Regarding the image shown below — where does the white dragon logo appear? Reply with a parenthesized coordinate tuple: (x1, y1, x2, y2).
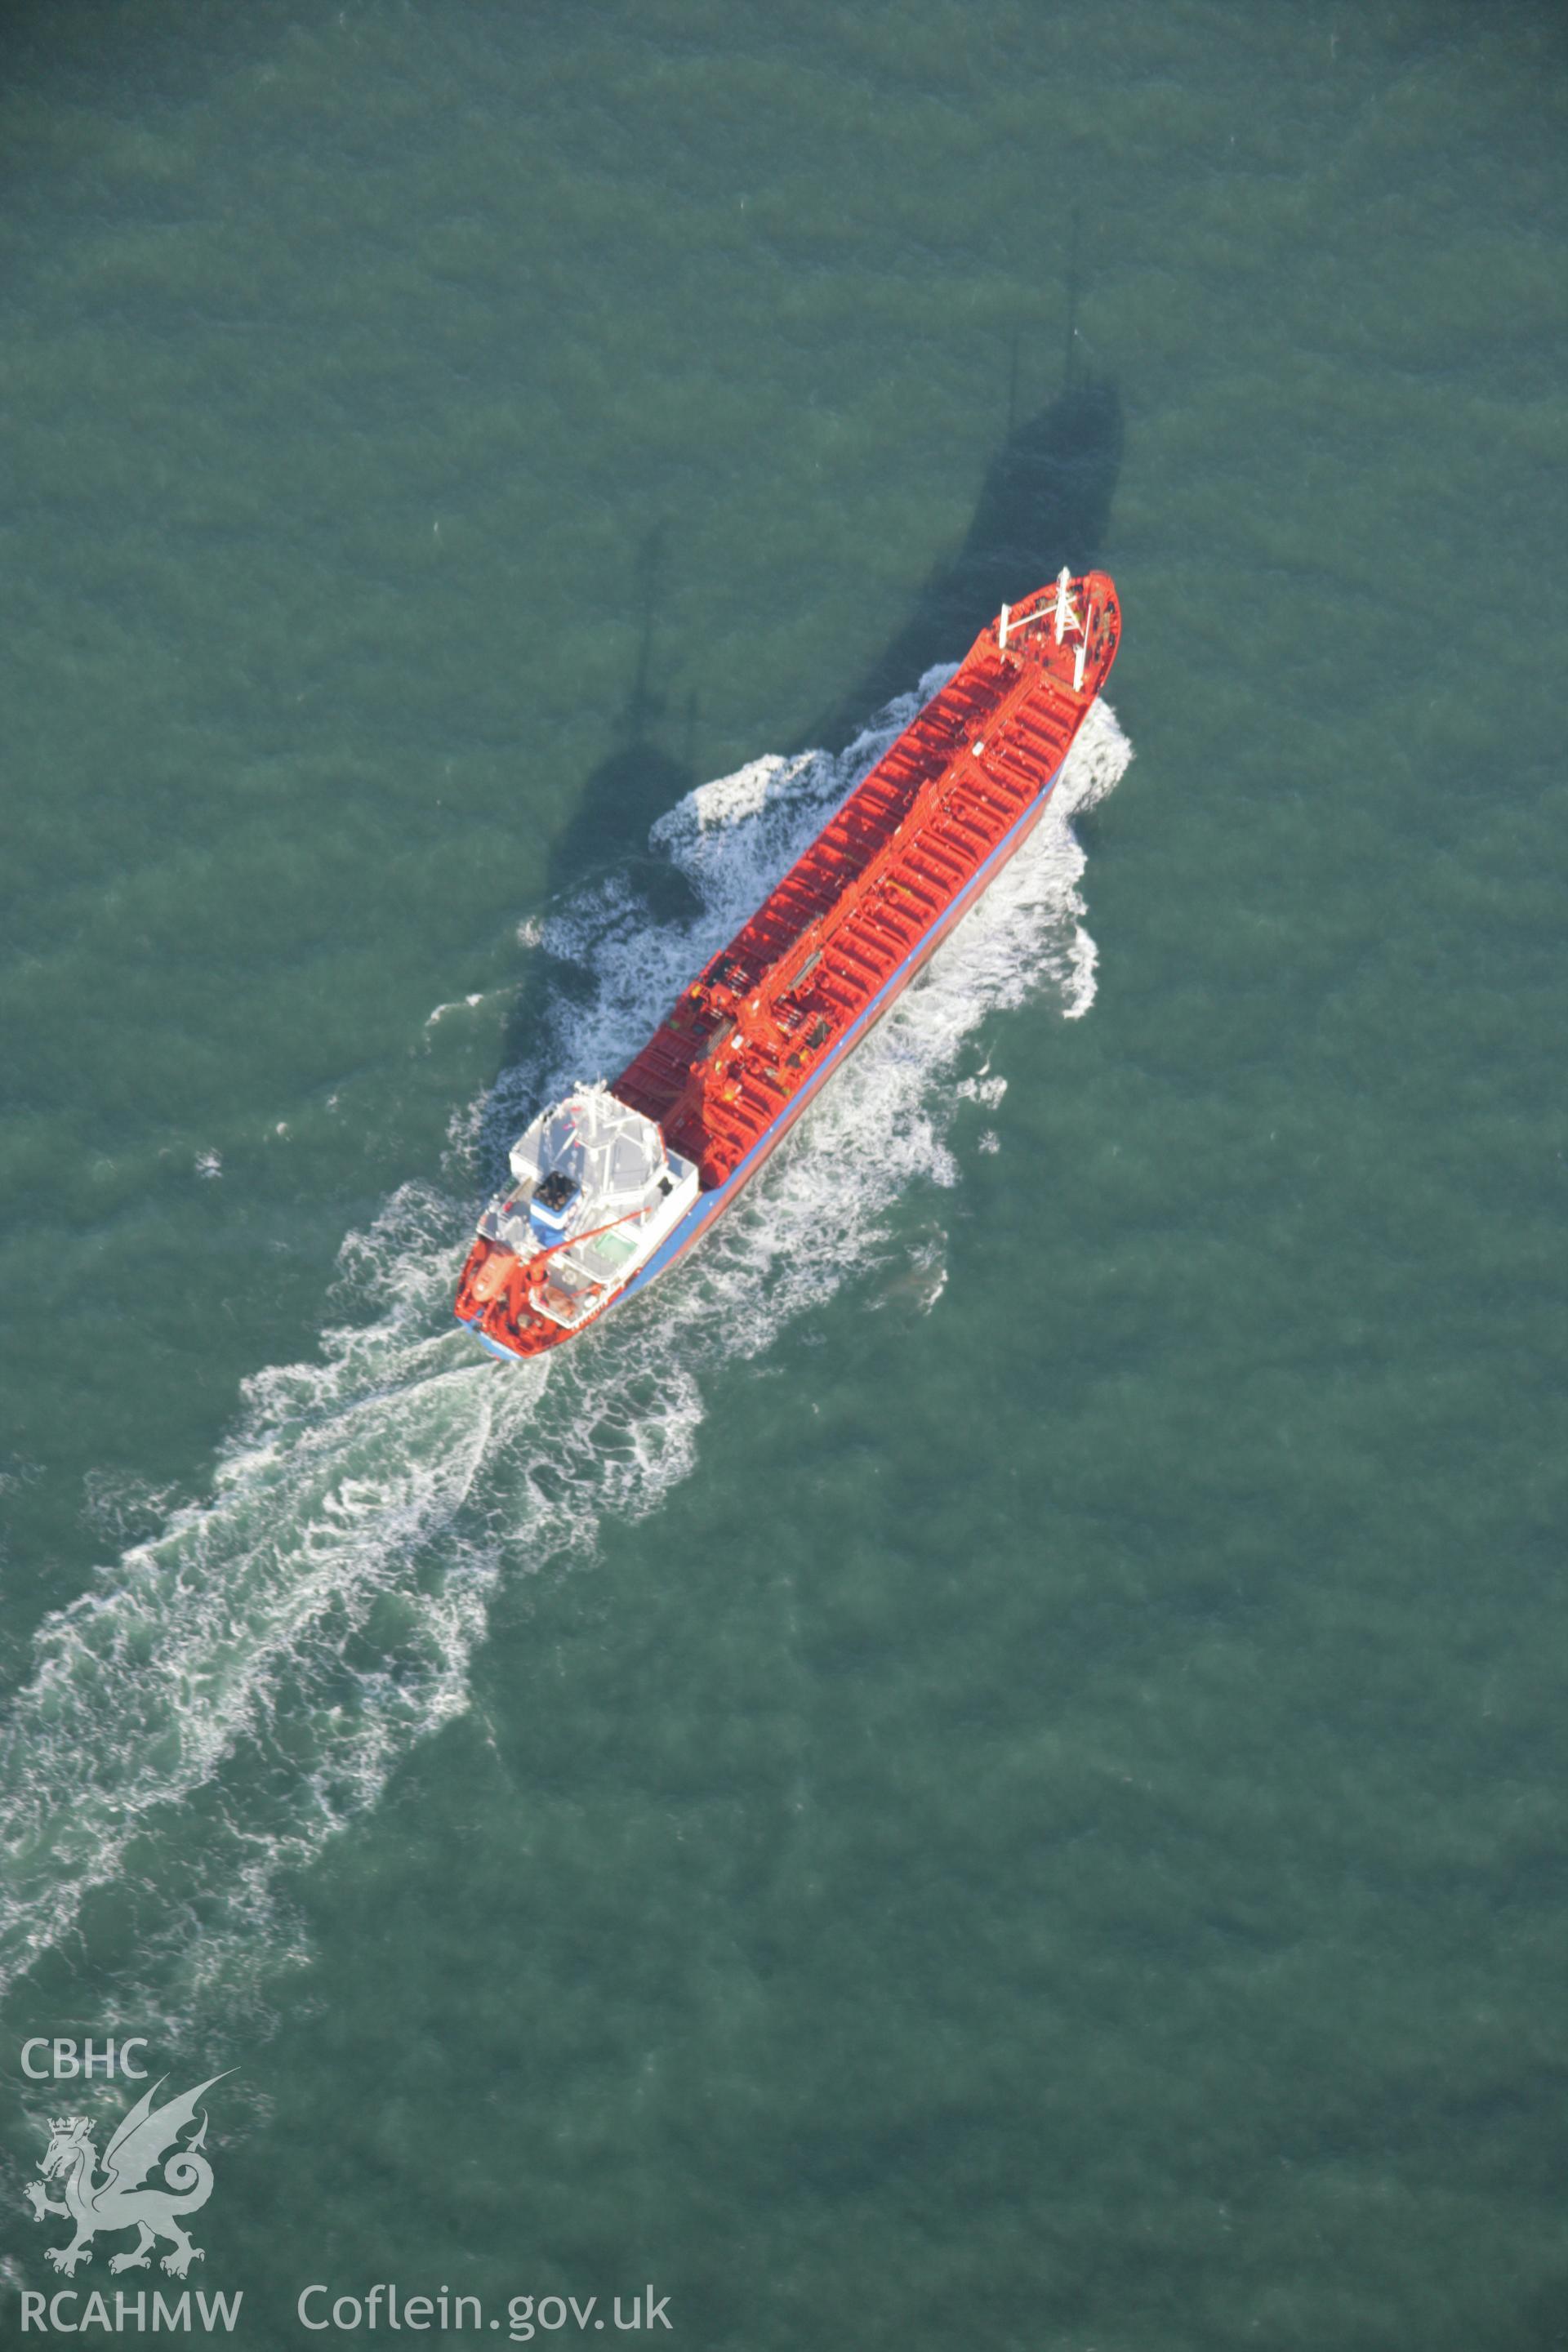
(24, 2073, 230, 2278)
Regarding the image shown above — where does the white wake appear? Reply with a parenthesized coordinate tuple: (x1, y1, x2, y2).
(0, 679, 1131, 2024)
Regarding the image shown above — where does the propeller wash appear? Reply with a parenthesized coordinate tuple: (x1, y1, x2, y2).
(0, 599, 1129, 2029)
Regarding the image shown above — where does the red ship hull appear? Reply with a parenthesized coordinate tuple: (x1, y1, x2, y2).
(457, 572, 1121, 1358)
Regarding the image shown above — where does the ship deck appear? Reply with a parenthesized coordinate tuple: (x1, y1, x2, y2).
(615, 571, 1120, 1188)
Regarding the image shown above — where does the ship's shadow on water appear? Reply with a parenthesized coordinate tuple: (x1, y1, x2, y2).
(496, 523, 702, 1110)
(809, 362, 1125, 755)
(495, 349, 1123, 1163)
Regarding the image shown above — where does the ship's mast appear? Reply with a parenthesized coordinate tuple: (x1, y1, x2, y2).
(1000, 570, 1085, 665)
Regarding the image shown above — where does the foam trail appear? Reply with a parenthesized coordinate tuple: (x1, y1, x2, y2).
(0, 678, 1131, 2024)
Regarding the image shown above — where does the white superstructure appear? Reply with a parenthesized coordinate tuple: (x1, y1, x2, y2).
(474, 1084, 698, 1329)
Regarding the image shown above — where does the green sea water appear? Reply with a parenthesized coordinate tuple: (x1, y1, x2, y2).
(2, 4, 1567, 2345)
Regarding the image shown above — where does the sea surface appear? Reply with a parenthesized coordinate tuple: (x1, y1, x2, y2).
(2, 5, 1566, 2346)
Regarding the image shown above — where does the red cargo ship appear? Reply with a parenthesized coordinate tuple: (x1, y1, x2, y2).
(457, 569, 1121, 1360)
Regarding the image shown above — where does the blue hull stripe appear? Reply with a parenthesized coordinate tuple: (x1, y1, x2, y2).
(620, 760, 1063, 1298)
